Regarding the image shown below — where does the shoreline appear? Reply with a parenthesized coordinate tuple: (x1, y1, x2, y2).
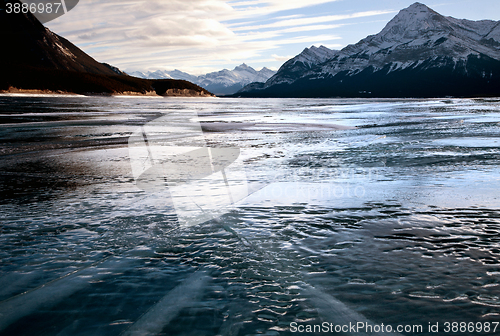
(0, 87, 215, 98)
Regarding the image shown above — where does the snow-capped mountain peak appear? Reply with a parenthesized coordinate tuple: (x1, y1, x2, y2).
(318, 1, 500, 75)
(197, 64, 275, 90)
(234, 63, 253, 72)
(367, 1, 500, 56)
(264, 45, 338, 87)
(379, 2, 442, 41)
(128, 64, 275, 95)
(237, 2, 500, 98)
(293, 45, 338, 66)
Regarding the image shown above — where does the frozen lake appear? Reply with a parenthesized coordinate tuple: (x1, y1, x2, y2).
(1, 96, 500, 335)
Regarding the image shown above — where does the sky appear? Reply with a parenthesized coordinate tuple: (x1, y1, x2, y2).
(45, 0, 500, 75)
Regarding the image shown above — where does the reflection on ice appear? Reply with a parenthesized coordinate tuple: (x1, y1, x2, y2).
(128, 111, 250, 227)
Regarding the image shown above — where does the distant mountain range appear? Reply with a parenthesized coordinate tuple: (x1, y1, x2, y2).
(129, 64, 275, 95)
(236, 2, 500, 98)
(0, 0, 212, 96)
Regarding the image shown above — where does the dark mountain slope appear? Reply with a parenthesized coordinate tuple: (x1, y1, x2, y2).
(239, 55, 500, 98)
(0, 0, 212, 96)
(0, 0, 120, 75)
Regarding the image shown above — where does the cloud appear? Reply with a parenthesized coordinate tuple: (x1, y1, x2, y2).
(272, 54, 295, 62)
(232, 10, 396, 31)
(275, 24, 344, 34)
(225, 0, 339, 18)
(45, 0, 394, 73)
(274, 34, 341, 45)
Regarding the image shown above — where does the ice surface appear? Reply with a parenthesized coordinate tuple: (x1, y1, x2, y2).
(2, 96, 500, 335)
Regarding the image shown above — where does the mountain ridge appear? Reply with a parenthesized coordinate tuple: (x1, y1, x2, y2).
(263, 46, 338, 88)
(129, 64, 276, 95)
(237, 2, 500, 98)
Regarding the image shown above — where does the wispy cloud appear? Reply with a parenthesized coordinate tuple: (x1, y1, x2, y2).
(45, 0, 395, 74)
(272, 54, 295, 62)
(233, 10, 396, 31)
(225, 0, 340, 18)
(276, 24, 344, 34)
